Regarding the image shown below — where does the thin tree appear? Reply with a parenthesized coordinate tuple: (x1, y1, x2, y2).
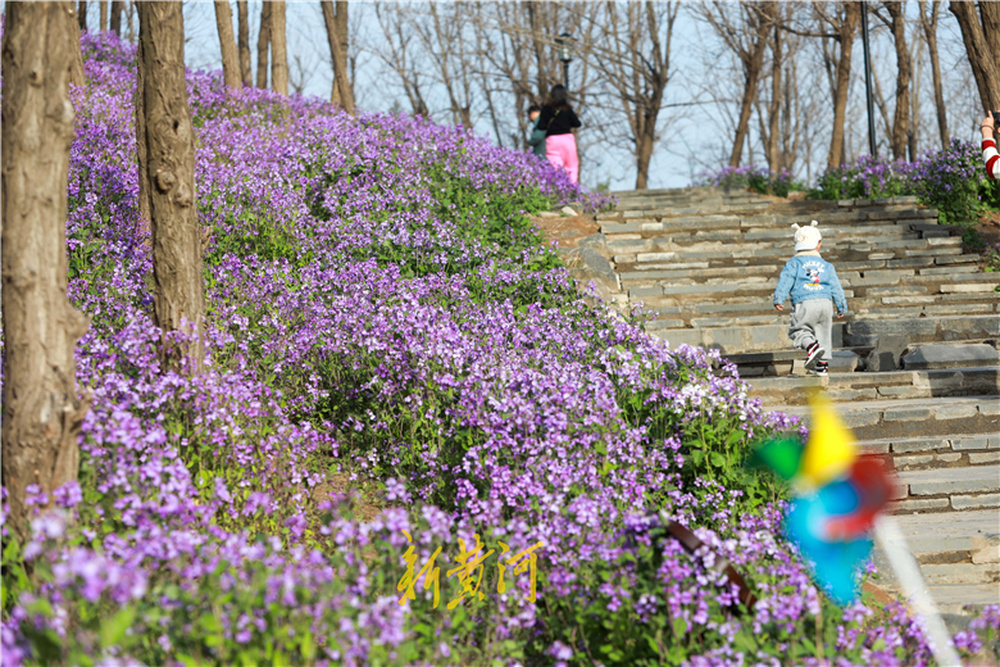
(695, 1, 776, 167)
(2, 1, 91, 541)
(110, 0, 122, 36)
(99, 0, 107, 31)
(271, 0, 289, 95)
(372, 2, 430, 116)
(949, 1, 1000, 112)
(256, 1, 271, 89)
(77, 0, 87, 30)
(237, 0, 251, 86)
(815, 2, 861, 169)
(873, 1, 912, 160)
(137, 1, 206, 372)
(321, 0, 355, 112)
(584, 2, 680, 189)
(919, 1, 949, 147)
(214, 1, 242, 90)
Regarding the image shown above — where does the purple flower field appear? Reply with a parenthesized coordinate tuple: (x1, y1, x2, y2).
(2, 33, 998, 666)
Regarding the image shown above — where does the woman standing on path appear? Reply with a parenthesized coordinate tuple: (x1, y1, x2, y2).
(537, 84, 581, 184)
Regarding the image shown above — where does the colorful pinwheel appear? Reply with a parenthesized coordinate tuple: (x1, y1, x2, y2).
(753, 392, 895, 606)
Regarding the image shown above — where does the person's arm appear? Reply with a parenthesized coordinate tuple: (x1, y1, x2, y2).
(982, 114, 999, 179)
(829, 265, 848, 317)
(568, 108, 581, 128)
(773, 260, 795, 310)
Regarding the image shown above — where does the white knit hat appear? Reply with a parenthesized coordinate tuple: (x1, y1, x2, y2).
(792, 220, 822, 251)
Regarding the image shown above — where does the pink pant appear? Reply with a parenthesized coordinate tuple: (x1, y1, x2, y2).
(545, 133, 579, 184)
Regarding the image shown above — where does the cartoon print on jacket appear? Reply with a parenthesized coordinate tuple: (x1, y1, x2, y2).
(803, 261, 825, 290)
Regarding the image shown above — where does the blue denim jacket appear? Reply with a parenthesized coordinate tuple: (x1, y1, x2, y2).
(772, 254, 847, 313)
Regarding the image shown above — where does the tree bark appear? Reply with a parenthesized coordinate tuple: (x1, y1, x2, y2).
(950, 1, 1000, 112)
(255, 1, 271, 89)
(728, 2, 773, 168)
(77, 1, 87, 30)
(137, 2, 205, 373)
(135, 13, 149, 230)
(321, 0, 355, 112)
(826, 2, 860, 170)
(919, 1, 949, 148)
(884, 2, 911, 160)
(110, 0, 122, 36)
(68, 4, 87, 87)
(236, 0, 251, 86)
(213, 1, 242, 90)
(270, 1, 288, 95)
(99, 1, 107, 31)
(2, 1, 91, 542)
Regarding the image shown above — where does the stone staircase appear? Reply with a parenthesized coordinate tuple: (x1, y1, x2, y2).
(602, 186, 999, 615)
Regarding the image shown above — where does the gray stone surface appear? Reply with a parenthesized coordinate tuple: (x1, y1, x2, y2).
(830, 349, 860, 373)
(577, 233, 608, 252)
(866, 334, 909, 371)
(902, 466, 1000, 496)
(952, 494, 1000, 511)
(902, 343, 1000, 370)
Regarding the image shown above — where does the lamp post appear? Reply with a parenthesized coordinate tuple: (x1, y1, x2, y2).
(555, 32, 573, 89)
(860, 2, 877, 157)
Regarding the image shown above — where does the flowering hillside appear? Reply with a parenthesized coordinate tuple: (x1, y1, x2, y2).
(2, 33, 997, 666)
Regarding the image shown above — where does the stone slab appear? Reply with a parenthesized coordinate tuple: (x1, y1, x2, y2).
(902, 466, 1000, 496)
(903, 344, 1000, 370)
(952, 494, 1000, 511)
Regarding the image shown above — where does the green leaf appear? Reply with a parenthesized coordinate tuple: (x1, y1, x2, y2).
(672, 617, 687, 637)
(709, 452, 726, 468)
(100, 605, 136, 649)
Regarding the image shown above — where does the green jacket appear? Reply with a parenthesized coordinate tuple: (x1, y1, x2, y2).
(528, 119, 547, 157)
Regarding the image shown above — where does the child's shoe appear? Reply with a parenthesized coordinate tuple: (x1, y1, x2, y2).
(804, 342, 825, 370)
(811, 361, 829, 377)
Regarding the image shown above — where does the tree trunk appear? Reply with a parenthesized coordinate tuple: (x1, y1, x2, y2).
(729, 3, 773, 168)
(2, 1, 91, 542)
(99, 1, 107, 31)
(255, 1, 271, 89)
(828, 2, 860, 170)
(110, 0, 122, 36)
(135, 13, 149, 230)
(950, 1, 1000, 112)
(137, 2, 206, 373)
(321, 0, 355, 112)
(69, 4, 87, 87)
(920, 1, 949, 147)
(237, 0, 251, 86)
(77, 1, 87, 30)
(765, 13, 782, 173)
(270, 1, 288, 95)
(213, 1, 242, 90)
(885, 1, 911, 160)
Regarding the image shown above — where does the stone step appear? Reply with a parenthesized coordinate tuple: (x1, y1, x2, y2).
(927, 583, 1000, 616)
(746, 367, 1000, 404)
(921, 562, 1000, 585)
(611, 237, 958, 264)
(767, 395, 999, 441)
(624, 270, 993, 296)
(890, 510, 999, 561)
(899, 465, 1000, 501)
(652, 314, 998, 355)
(872, 510, 1000, 614)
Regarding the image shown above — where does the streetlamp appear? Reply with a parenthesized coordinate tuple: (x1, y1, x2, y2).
(555, 32, 573, 89)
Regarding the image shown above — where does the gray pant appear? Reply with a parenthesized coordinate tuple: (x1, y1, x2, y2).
(788, 299, 833, 362)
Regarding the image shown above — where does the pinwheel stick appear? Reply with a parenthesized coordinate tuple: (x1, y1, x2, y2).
(873, 515, 962, 667)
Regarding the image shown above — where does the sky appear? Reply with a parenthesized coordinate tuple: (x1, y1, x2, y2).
(79, 1, 981, 192)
